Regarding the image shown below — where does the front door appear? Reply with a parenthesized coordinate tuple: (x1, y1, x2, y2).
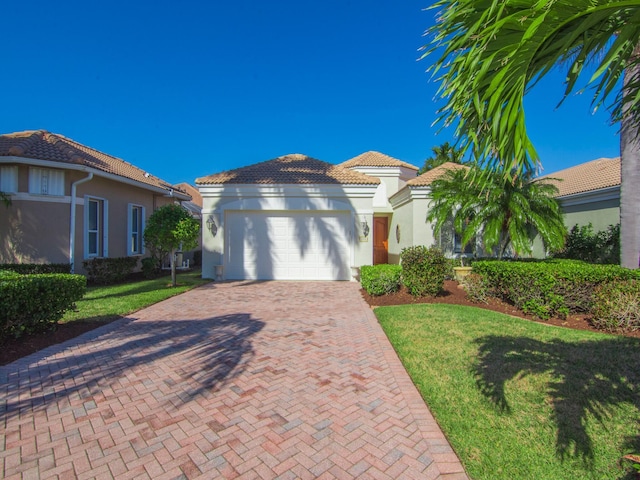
(373, 217, 389, 265)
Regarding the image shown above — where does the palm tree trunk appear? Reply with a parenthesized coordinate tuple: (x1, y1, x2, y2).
(620, 48, 640, 269)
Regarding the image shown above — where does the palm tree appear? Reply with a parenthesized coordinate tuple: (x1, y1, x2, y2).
(427, 166, 567, 259)
(423, 0, 640, 268)
(419, 141, 467, 174)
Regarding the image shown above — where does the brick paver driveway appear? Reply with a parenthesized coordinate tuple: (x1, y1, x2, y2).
(1, 281, 467, 479)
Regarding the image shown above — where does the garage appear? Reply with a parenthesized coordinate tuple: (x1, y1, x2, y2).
(225, 211, 352, 280)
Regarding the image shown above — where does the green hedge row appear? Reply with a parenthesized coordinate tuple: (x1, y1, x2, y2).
(0, 271, 86, 340)
(472, 259, 640, 320)
(0, 263, 71, 274)
(360, 265, 402, 296)
(361, 246, 448, 297)
(83, 257, 139, 285)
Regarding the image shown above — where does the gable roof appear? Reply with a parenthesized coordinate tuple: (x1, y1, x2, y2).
(340, 151, 419, 170)
(539, 157, 621, 197)
(174, 183, 202, 207)
(0, 130, 188, 198)
(405, 162, 469, 187)
(196, 153, 380, 185)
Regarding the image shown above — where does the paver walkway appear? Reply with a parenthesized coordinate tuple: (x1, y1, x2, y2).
(1, 281, 468, 479)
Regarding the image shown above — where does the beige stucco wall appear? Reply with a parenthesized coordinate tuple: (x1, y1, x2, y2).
(0, 164, 181, 274)
(562, 198, 619, 233)
(199, 184, 377, 280)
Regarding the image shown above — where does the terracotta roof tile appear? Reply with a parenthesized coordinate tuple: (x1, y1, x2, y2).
(340, 151, 419, 170)
(539, 157, 620, 197)
(0, 130, 187, 197)
(405, 162, 469, 187)
(174, 183, 202, 207)
(196, 153, 380, 185)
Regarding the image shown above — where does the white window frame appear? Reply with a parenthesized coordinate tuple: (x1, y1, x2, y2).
(28, 167, 65, 196)
(127, 204, 145, 256)
(84, 196, 109, 258)
(0, 165, 18, 193)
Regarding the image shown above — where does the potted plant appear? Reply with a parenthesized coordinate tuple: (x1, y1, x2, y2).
(452, 254, 473, 283)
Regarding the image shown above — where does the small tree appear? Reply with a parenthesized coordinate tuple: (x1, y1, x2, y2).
(143, 204, 200, 286)
(418, 142, 468, 175)
(1, 192, 11, 207)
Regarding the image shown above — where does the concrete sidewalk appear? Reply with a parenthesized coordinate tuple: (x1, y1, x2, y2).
(1, 281, 468, 479)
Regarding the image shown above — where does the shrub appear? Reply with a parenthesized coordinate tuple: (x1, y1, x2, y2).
(553, 223, 620, 264)
(401, 246, 447, 297)
(591, 280, 640, 332)
(83, 257, 139, 285)
(463, 272, 491, 304)
(473, 259, 640, 320)
(360, 264, 402, 296)
(141, 257, 161, 279)
(0, 273, 86, 340)
(0, 263, 71, 274)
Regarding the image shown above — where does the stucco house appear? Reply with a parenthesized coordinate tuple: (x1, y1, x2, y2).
(196, 151, 465, 281)
(0, 130, 190, 273)
(541, 157, 621, 232)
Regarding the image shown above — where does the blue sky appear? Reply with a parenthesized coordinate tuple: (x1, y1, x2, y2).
(2, 1, 619, 185)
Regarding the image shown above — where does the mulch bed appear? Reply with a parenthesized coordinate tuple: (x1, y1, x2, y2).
(361, 280, 640, 340)
(1, 280, 637, 366)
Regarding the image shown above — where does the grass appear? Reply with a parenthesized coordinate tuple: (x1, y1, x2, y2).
(375, 303, 640, 480)
(62, 269, 211, 323)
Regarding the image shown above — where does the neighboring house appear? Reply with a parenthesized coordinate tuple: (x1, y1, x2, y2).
(196, 151, 466, 281)
(540, 157, 621, 232)
(0, 130, 190, 273)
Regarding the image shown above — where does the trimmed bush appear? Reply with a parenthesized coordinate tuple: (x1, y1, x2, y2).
(360, 264, 402, 296)
(473, 259, 640, 319)
(141, 257, 161, 279)
(401, 246, 448, 297)
(83, 257, 139, 285)
(463, 272, 490, 304)
(0, 273, 86, 340)
(0, 263, 71, 274)
(553, 223, 620, 264)
(591, 280, 640, 332)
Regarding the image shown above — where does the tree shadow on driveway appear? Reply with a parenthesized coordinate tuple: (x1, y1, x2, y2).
(473, 335, 640, 470)
(1, 313, 265, 420)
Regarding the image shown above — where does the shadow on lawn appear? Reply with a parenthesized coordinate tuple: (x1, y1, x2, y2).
(473, 335, 640, 469)
(1, 313, 264, 419)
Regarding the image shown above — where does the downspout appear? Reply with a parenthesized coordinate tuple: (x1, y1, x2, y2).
(69, 173, 94, 273)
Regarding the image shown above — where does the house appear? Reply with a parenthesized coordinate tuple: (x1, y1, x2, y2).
(0, 130, 190, 273)
(196, 151, 465, 281)
(540, 157, 621, 232)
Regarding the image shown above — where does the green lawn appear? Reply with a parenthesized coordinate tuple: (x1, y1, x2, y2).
(62, 270, 211, 323)
(375, 303, 640, 480)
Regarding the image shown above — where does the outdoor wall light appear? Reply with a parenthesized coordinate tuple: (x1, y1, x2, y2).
(206, 215, 218, 237)
(361, 217, 370, 238)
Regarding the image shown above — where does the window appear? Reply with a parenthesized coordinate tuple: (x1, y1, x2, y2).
(85, 196, 108, 258)
(0, 166, 18, 193)
(29, 167, 64, 196)
(454, 232, 474, 255)
(128, 204, 145, 255)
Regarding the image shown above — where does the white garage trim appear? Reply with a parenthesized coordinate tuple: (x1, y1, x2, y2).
(225, 211, 353, 280)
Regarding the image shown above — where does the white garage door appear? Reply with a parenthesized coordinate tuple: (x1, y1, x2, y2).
(226, 212, 352, 280)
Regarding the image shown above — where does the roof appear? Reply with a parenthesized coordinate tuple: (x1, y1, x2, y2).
(340, 151, 419, 170)
(0, 130, 188, 197)
(539, 157, 621, 197)
(196, 153, 380, 185)
(405, 162, 469, 187)
(174, 183, 202, 207)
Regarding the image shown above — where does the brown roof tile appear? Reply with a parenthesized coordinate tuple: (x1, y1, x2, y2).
(174, 183, 202, 207)
(405, 162, 469, 187)
(340, 151, 419, 170)
(196, 153, 380, 185)
(0, 130, 188, 197)
(539, 157, 620, 197)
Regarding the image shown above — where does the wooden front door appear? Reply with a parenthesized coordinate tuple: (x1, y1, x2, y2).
(373, 217, 389, 265)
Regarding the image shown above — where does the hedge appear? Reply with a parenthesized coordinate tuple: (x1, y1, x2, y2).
(472, 259, 640, 319)
(401, 246, 448, 297)
(360, 264, 402, 296)
(0, 263, 71, 274)
(83, 257, 139, 285)
(0, 272, 86, 340)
